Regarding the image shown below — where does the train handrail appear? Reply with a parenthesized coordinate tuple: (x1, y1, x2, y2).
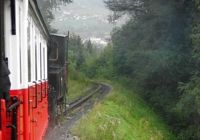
(6, 97, 19, 140)
(38, 80, 43, 102)
(42, 79, 47, 98)
(7, 100, 20, 112)
(32, 81, 38, 108)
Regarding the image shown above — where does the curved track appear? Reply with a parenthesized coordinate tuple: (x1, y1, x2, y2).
(45, 83, 112, 140)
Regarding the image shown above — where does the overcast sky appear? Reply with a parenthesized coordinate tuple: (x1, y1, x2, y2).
(51, 0, 113, 40)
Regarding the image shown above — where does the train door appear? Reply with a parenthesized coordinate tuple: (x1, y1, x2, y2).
(27, 16, 41, 140)
(27, 13, 48, 140)
(27, 15, 36, 140)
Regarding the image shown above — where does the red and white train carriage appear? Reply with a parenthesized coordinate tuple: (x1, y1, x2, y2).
(0, 0, 50, 140)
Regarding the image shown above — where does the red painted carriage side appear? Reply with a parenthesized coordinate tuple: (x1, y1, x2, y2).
(0, 100, 7, 140)
(2, 81, 48, 140)
(0, 131, 2, 140)
(1, 0, 49, 139)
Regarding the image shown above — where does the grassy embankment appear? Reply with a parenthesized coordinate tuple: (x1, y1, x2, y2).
(71, 81, 177, 140)
(67, 67, 93, 102)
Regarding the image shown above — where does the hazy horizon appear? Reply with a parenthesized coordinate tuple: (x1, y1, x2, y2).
(51, 0, 113, 43)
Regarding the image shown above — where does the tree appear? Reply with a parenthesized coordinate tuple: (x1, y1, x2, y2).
(105, 0, 199, 139)
(85, 40, 93, 54)
(37, 0, 73, 31)
(174, 1, 200, 139)
(68, 34, 85, 70)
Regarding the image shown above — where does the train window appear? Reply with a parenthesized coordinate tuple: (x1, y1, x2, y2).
(49, 47, 58, 61)
(40, 43, 42, 79)
(44, 46, 47, 79)
(49, 39, 58, 61)
(43, 47, 45, 79)
(32, 23, 35, 81)
(27, 20, 31, 82)
(35, 35, 37, 81)
(19, 7, 22, 84)
(37, 35, 41, 80)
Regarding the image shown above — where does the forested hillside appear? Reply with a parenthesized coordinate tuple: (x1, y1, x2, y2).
(67, 0, 200, 138)
(84, 0, 199, 139)
(39, 0, 200, 139)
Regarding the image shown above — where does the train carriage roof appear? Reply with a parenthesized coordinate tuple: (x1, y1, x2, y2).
(50, 33, 68, 37)
(29, 0, 50, 39)
(30, 1, 68, 43)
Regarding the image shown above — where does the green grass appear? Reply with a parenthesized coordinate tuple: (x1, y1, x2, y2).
(67, 67, 92, 102)
(68, 78, 91, 102)
(71, 81, 177, 140)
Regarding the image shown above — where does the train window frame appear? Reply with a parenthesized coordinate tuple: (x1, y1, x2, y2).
(43, 47, 45, 79)
(27, 18, 31, 82)
(49, 47, 59, 61)
(44, 45, 47, 79)
(19, 7, 22, 84)
(40, 42, 42, 79)
(35, 32, 37, 81)
(31, 21, 36, 82)
(37, 34, 41, 80)
(28, 12, 48, 82)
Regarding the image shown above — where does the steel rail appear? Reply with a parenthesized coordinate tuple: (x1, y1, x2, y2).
(65, 83, 103, 113)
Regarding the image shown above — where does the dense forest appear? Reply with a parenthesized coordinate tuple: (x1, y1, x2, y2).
(88, 0, 199, 139)
(40, 0, 200, 139)
(75, 0, 200, 139)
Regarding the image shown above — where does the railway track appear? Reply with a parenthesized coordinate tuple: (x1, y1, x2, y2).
(66, 83, 102, 112)
(45, 82, 112, 140)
